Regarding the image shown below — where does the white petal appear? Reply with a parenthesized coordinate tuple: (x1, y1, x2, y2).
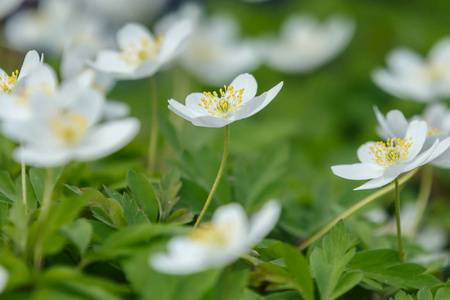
(228, 73, 258, 101)
(117, 23, 153, 49)
(386, 48, 423, 75)
(73, 118, 139, 161)
(168, 98, 202, 119)
(62, 88, 105, 126)
(403, 139, 439, 172)
(247, 200, 281, 245)
(357, 142, 377, 164)
(13, 146, 72, 168)
(103, 100, 130, 120)
(331, 163, 384, 180)
(212, 203, 249, 249)
(189, 115, 234, 128)
(429, 37, 450, 64)
(386, 110, 409, 138)
(404, 120, 428, 159)
(423, 137, 450, 164)
(158, 19, 193, 64)
(185, 92, 210, 114)
(90, 50, 136, 77)
(18, 50, 42, 80)
(232, 81, 283, 121)
(354, 176, 395, 190)
(373, 106, 395, 138)
(132, 59, 160, 79)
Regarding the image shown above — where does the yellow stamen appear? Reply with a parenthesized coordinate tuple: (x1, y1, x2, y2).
(119, 36, 162, 66)
(188, 222, 232, 246)
(198, 85, 245, 117)
(369, 138, 413, 168)
(0, 70, 19, 94)
(50, 111, 88, 145)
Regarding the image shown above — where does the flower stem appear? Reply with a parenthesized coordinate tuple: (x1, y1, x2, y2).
(410, 166, 432, 239)
(147, 77, 159, 175)
(194, 125, 230, 228)
(298, 169, 418, 251)
(33, 168, 55, 269)
(20, 143, 27, 207)
(394, 178, 404, 263)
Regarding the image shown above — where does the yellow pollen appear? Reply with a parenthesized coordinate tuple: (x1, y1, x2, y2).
(198, 85, 245, 117)
(188, 222, 231, 246)
(118, 36, 162, 66)
(369, 138, 413, 168)
(50, 111, 89, 145)
(0, 70, 19, 94)
(428, 128, 439, 137)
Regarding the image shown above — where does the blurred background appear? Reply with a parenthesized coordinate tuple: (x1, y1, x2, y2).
(1, 0, 450, 266)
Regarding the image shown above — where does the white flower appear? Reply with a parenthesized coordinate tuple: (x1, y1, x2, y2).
(150, 201, 281, 275)
(168, 73, 283, 128)
(91, 20, 192, 80)
(265, 14, 355, 74)
(0, 266, 8, 294)
(372, 37, 450, 102)
(3, 82, 139, 167)
(331, 120, 450, 190)
(177, 13, 261, 85)
(0, 0, 23, 19)
(375, 106, 450, 168)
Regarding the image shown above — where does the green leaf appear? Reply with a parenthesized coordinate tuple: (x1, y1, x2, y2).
(29, 167, 63, 205)
(435, 287, 450, 300)
(283, 244, 314, 300)
(158, 111, 180, 150)
(206, 268, 250, 300)
(166, 209, 193, 225)
(14, 174, 37, 210)
(118, 193, 150, 226)
(394, 290, 413, 300)
(0, 170, 15, 201)
(106, 198, 128, 228)
(331, 271, 363, 299)
(151, 170, 182, 222)
(417, 286, 433, 300)
(127, 170, 159, 222)
(60, 219, 93, 256)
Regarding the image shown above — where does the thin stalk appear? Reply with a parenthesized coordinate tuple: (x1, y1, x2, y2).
(394, 178, 404, 263)
(194, 125, 230, 228)
(298, 169, 418, 251)
(147, 77, 159, 175)
(33, 168, 54, 269)
(410, 166, 432, 239)
(21, 143, 27, 207)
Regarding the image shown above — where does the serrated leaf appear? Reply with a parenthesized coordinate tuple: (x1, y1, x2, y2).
(127, 170, 159, 222)
(283, 244, 314, 300)
(119, 192, 150, 226)
(394, 290, 413, 300)
(417, 286, 433, 300)
(106, 198, 128, 228)
(331, 271, 363, 299)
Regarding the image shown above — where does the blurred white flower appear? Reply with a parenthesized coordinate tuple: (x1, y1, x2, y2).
(91, 20, 192, 80)
(331, 120, 450, 190)
(372, 37, 450, 102)
(178, 13, 262, 85)
(265, 14, 355, 74)
(168, 73, 283, 128)
(79, 0, 167, 26)
(375, 105, 450, 168)
(5, 0, 112, 55)
(150, 201, 281, 275)
(0, 0, 23, 19)
(0, 266, 8, 294)
(3, 80, 139, 167)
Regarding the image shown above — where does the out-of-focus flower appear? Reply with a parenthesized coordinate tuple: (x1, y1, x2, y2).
(178, 13, 261, 85)
(168, 73, 283, 128)
(375, 105, 450, 168)
(0, 0, 23, 19)
(3, 78, 139, 167)
(372, 37, 450, 102)
(331, 120, 450, 190)
(79, 0, 166, 26)
(0, 50, 43, 95)
(91, 20, 192, 80)
(150, 201, 281, 275)
(265, 14, 355, 74)
(5, 0, 112, 56)
(0, 266, 8, 294)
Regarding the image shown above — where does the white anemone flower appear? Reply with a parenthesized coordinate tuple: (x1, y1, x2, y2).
(331, 120, 450, 190)
(91, 20, 192, 80)
(372, 37, 450, 102)
(4, 84, 140, 167)
(0, 266, 8, 294)
(375, 105, 450, 168)
(168, 73, 283, 128)
(265, 14, 355, 74)
(150, 201, 281, 275)
(178, 14, 261, 85)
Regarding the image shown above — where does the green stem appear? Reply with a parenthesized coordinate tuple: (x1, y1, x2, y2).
(147, 77, 159, 175)
(395, 178, 404, 263)
(194, 125, 230, 228)
(33, 168, 55, 269)
(410, 166, 432, 239)
(298, 169, 418, 251)
(21, 143, 27, 207)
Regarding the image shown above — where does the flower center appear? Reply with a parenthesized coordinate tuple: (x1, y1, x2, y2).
(0, 70, 19, 94)
(198, 85, 244, 117)
(119, 37, 162, 66)
(428, 128, 440, 137)
(188, 222, 233, 247)
(417, 63, 447, 83)
(369, 138, 413, 168)
(50, 111, 88, 145)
